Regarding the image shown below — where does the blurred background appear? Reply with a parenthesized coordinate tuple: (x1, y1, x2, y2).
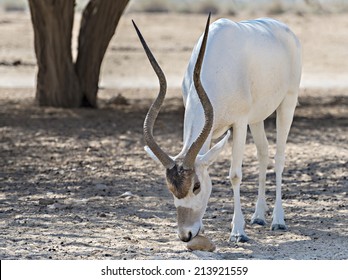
(1, 0, 348, 14)
(0, 0, 347, 90)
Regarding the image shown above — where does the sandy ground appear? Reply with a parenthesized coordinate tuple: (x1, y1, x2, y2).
(0, 11, 347, 260)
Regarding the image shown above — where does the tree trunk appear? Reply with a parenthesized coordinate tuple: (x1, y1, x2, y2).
(28, 0, 81, 107)
(75, 0, 129, 108)
(28, 0, 129, 108)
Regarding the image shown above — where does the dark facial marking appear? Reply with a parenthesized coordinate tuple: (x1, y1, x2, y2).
(166, 164, 194, 199)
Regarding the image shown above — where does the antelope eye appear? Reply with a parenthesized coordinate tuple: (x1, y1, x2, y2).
(193, 182, 201, 194)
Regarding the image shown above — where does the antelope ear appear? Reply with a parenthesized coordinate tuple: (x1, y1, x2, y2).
(197, 130, 230, 166)
(144, 146, 175, 166)
(144, 146, 161, 164)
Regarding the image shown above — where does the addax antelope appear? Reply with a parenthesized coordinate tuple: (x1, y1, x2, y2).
(133, 14, 301, 243)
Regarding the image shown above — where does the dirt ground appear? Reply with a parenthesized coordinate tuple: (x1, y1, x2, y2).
(0, 11, 347, 260)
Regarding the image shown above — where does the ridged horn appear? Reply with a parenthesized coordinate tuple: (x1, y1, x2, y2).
(183, 13, 213, 170)
(132, 20, 175, 169)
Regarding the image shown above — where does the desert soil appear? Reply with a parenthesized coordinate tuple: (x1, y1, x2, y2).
(0, 12, 347, 260)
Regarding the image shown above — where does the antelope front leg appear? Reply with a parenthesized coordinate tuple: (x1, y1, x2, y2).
(229, 122, 249, 243)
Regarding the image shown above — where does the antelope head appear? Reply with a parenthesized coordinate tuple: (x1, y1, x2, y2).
(133, 14, 230, 242)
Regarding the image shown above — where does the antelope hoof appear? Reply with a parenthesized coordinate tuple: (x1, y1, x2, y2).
(251, 218, 266, 226)
(230, 234, 249, 243)
(271, 224, 287, 231)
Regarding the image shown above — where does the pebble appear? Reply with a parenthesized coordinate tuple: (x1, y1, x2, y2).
(118, 191, 136, 200)
(38, 198, 55, 206)
(73, 215, 84, 223)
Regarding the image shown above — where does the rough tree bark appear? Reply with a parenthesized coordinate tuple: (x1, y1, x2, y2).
(28, 0, 129, 108)
(76, 0, 129, 107)
(28, 0, 80, 107)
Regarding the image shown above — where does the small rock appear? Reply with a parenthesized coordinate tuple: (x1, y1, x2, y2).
(108, 94, 129, 106)
(95, 184, 109, 191)
(118, 191, 136, 200)
(73, 215, 84, 223)
(186, 235, 216, 252)
(47, 203, 67, 210)
(39, 198, 55, 206)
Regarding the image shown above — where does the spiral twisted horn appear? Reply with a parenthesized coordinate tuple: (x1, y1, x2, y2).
(183, 13, 213, 170)
(133, 20, 175, 169)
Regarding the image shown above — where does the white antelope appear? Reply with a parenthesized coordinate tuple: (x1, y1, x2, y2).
(133, 14, 301, 243)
